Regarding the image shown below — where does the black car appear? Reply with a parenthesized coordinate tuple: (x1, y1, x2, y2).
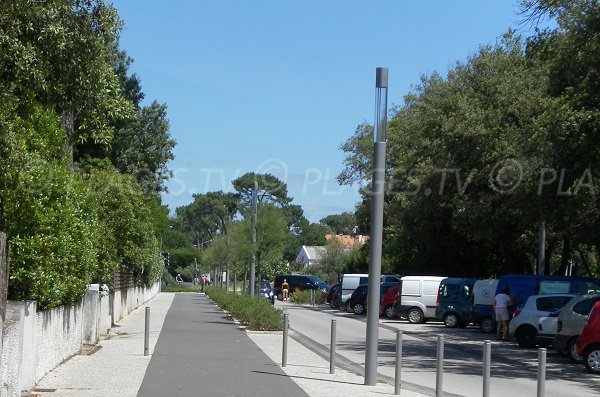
(350, 282, 402, 315)
(273, 274, 330, 301)
(327, 283, 341, 305)
(349, 284, 369, 314)
(247, 280, 275, 304)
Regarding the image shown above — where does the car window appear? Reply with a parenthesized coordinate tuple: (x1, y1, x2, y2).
(441, 284, 459, 298)
(535, 296, 573, 312)
(577, 281, 600, 294)
(462, 285, 472, 298)
(573, 297, 600, 315)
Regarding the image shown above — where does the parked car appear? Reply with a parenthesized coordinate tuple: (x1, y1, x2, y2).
(435, 277, 476, 328)
(380, 283, 402, 319)
(336, 273, 369, 311)
(395, 275, 447, 324)
(509, 293, 576, 348)
(552, 294, 600, 362)
(576, 300, 600, 374)
(349, 284, 369, 315)
(247, 281, 275, 304)
(349, 282, 401, 315)
(326, 283, 340, 306)
(273, 274, 329, 301)
(472, 279, 499, 333)
(381, 274, 403, 283)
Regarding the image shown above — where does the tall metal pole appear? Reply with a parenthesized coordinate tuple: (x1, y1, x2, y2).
(365, 67, 388, 386)
(538, 219, 546, 275)
(250, 180, 258, 298)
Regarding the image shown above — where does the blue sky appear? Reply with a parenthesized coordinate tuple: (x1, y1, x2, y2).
(111, 1, 546, 223)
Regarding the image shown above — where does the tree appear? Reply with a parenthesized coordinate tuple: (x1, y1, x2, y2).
(318, 239, 349, 282)
(232, 172, 292, 207)
(0, 105, 102, 308)
(109, 101, 176, 195)
(320, 212, 357, 235)
(0, 0, 133, 161)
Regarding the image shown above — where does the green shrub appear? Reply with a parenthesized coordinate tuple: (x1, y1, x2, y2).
(205, 286, 283, 331)
(289, 289, 327, 304)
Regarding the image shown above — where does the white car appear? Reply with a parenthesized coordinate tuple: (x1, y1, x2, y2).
(509, 293, 576, 348)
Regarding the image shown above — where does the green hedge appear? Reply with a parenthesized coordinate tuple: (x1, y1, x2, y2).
(205, 286, 283, 331)
(289, 289, 327, 304)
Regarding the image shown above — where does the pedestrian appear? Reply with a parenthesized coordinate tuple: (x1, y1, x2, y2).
(201, 275, 208, 292)
(282, 279, 289, 301)
(493, 286, 512, 340)
(176, 273, 183, 284)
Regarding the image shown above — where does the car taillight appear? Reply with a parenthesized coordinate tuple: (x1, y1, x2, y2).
(513, 307, 522, 318)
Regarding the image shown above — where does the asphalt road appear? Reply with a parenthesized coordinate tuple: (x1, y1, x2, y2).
(277, 300, 600, 397)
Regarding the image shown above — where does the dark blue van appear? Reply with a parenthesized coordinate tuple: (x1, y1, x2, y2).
(435, 278, 476, 328)
(497, 275, 600, 309)
(474, 275, 600, 333)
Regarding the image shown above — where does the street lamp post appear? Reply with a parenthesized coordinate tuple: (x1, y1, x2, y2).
(365, 67, 388, 386)
(250, 180, 258, 298)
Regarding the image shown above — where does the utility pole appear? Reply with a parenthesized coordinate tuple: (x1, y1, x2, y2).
(365, 67, 388, 386)
(250, 180, 258, 298)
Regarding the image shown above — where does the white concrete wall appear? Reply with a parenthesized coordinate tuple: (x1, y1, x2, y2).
(0, 281, 160, 396)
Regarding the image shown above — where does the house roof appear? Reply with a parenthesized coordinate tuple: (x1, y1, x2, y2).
(325, 234, 369, 248)
(303, 245, 325, 260)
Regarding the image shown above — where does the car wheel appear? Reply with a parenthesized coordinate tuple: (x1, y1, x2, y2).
(584, 346, 600, 374)
(407, 308, 424, 324)
(479, 317, 496, 333)
(567, 338, 583, 363)
(515, 325, 537, 348)
(353, 303, 365, 315)
(384, 305, 396, 319)
(443, 313, 459, 328)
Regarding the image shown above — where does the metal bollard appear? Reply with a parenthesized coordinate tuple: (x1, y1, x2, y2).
(144, 307, 150, 356)
(436, 335, 444, 397)
(537, 348, 546, 397)
(282, 313, 289, 367)
(330, 319, 336, 374)
(483, 340, 491, 397)
(395, 330, 403, 395)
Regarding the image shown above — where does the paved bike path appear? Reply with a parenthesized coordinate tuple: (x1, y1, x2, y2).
(137, 293, 308, 397)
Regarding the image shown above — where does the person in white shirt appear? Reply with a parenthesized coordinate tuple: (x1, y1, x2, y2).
(493, 286, 512, 340)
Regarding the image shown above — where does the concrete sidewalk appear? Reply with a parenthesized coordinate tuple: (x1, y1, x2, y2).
(32, 292, 430, 397)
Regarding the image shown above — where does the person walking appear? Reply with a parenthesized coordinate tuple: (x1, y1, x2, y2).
(282, 279, 289, 301)
(494, 286, 512, 340)
(176, 273, 183, 285)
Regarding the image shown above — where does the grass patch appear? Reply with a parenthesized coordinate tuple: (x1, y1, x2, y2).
(289, 289, 327, 304)
(205, 286, 283, 331)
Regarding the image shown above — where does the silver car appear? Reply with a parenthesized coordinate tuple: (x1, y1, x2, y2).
(553, 294, 600, 362)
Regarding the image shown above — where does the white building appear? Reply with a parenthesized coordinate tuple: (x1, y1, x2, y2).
(295, 245, 325, 267)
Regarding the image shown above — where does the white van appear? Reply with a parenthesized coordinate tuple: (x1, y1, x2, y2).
(395, 275, 446, 323)
(472, 279, 499, 332)
(336, 273, 368, 311)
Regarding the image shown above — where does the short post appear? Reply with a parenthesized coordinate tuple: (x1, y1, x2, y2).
(330, 319, 336, 374)
(483, 340, 491, 397)
(436, 335, 444, 397)
(144, 307, 150, 356)
(395, 330, 403, 395)
(537, 348, 546, 397)
(282, 313, 289, 367)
